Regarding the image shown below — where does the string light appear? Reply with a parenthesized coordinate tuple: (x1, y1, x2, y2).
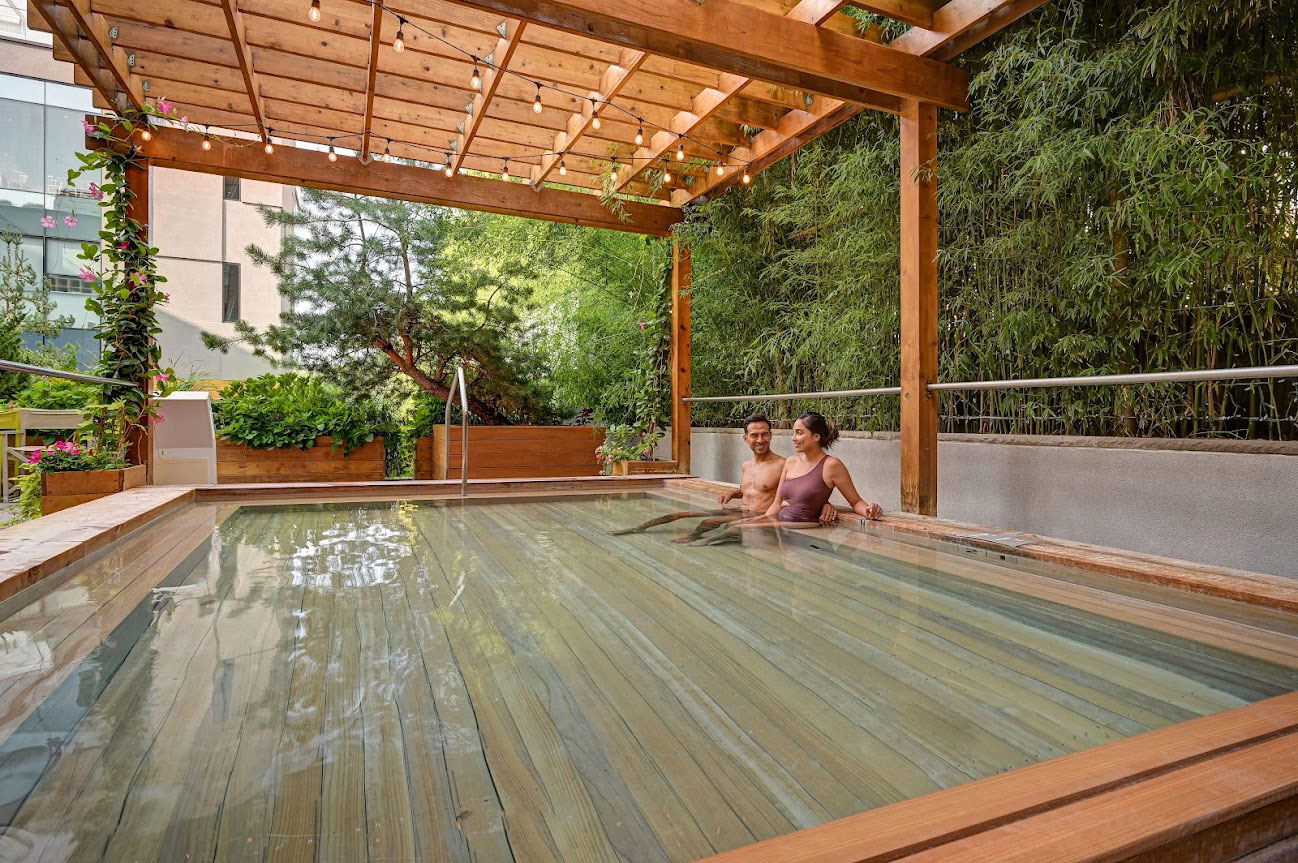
(590, 100, 601, 130)
(675, 136, 685, 161)
(444, 153, 455, 177)
(558, 158, 567, 176)
(327, 138, 337, 161)
(715, 162, 725, 176)
(263, 138, 274, 155)
(470, 59, 482, 90)
(634, 124, 644, 146)
(308, 0, 320, 22)
(662, 164, 672, 184)
(609, 162, 618, 184)
(201, 127, 212, 150)
(383, 139, 392, 162)
(392, 18, 405, 53)
(533, 83, 543, 114)
(501, 157, 510, 181)
(140, 125, 152, 142)
(742, 165, 752, 184)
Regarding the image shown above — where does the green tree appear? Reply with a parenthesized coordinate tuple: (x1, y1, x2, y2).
(202, 190, 547, 425)
(0, 230, 72, 399)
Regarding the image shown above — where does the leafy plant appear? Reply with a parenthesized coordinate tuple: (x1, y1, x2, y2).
(0, 230, 73, 398)
(10, 376, 99, 410)
(11, 440, 128, 523)
(595, 424, 664, 474)
(212, 373, 394, 454)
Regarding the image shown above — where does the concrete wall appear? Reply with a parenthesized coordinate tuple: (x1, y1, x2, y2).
(685, 428, 1298, 579)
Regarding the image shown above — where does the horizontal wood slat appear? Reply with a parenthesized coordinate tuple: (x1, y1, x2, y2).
(216, 436, 386, 484)
(416, 426, 604, 479)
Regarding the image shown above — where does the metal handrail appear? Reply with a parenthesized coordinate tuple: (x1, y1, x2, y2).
(442, 365, 469, 498)
(682, 364, 1298, 403)
(0, 359, 138, 388)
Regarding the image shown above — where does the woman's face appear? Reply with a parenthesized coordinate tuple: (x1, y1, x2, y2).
(791, 419, 818, 452)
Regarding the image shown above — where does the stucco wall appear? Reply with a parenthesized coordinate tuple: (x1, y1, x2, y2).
(683, 428, 1298, 579)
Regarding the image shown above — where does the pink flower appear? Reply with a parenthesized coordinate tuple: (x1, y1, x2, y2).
(162, 292, 170, 302)
(642, 449, 651, 457)
(26, 451, 41, 464)
(179, 115, 187, 125)
(63, 215, 77, 227)
(40, 215, 55, 229)
(78, 266, 96, 283)
(158, 99, 173, 116)
(82, 119, 96, 134)
(89, 182, 104, 201)
(637, 320, 646, 330)
(132, 272, 149, 286)
(154, 414, 167, 424)
(156, 373, 171, 382)
(116, 241, 129, 252)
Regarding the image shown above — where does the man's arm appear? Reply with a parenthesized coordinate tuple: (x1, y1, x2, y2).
(718, 458, 752, 505)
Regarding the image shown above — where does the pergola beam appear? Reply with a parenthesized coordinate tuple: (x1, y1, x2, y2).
(218, 0, 268, 141)
(100, 122, 683, 235)
(531, 47, 648, 187)
(618, 0, 858, 194)
(359, 1, 384, 161)
(27, 0, 144, 111)
(679, 0, 1047, 202)
(452, 19, 526, 174)
(439, 0, 970, 111)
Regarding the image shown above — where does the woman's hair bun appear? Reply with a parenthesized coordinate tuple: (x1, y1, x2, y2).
(796, 412, 839, 449)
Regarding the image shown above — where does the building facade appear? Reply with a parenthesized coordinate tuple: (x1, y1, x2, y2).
(0, 5, 291, 380)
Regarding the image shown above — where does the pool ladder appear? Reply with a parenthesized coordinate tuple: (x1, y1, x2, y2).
(442, 365, 469, 498)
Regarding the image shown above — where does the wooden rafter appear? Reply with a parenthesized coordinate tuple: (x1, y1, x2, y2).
(107, 122, 682, 234)
(439, 0, 970, 111)
(530, 47, 647, 187)
(616, 0, 854, 194)
(359, 1, 384, 161)
(218, 0, 268, 141)
(677, 0, 1048, 203)
(451, 19, 526, 174)
(27, 0, 144, 111)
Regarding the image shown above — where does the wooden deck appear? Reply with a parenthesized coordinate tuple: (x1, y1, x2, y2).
(0, 495, 1294, 861)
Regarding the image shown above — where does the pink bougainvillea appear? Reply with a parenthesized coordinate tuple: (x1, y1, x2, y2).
(40, 215, 55, 229)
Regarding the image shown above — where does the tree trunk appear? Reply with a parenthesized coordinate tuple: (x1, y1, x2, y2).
(374, 339, 511, 425)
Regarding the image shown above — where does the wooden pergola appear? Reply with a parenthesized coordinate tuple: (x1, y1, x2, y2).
(31, 0, 1046, 515)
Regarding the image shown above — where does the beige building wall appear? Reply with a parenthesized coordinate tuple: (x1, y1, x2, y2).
(151, 168, 293, 382)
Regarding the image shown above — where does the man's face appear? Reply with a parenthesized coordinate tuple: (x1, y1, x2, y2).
(743, 421, 772, 455)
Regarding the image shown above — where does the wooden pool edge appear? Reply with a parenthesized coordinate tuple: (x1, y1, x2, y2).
(664, 477, 1298, 615)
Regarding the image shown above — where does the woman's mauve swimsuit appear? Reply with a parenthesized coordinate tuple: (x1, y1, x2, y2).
(777, 456, 832, 523)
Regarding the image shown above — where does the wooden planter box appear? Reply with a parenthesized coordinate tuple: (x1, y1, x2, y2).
(611, 459, 679, 476)
(215, 436, 386, 484)
(414, 426, 605, 480)
(40, 464, 147, 515)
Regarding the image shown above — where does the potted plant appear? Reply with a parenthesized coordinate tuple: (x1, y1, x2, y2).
(212, 373, 393, 484)
(597, 424, 672, 476)
(17, 402, 145, 516)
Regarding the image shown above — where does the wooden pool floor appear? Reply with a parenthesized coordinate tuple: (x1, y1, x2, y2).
(0, 497, 1296, 862)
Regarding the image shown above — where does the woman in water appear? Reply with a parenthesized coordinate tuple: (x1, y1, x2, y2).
(694, 411, 882, 544)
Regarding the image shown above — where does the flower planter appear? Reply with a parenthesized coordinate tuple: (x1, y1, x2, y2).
(611, 459, 679, 476)
(215, 436, 386, 484)
(40, 464, 147, 515)
(414, 426, 605, 480)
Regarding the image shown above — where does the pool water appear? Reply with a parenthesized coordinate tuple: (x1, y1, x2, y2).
(0, 494, 1295, 862)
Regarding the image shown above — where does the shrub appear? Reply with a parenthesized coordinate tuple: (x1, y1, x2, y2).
(595, 424, 664, 474)
(12, 441, 128, 522)
(213, 373, 394, 455)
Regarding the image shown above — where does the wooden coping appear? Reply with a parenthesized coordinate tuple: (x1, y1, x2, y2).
(663, 477, 1298, 614)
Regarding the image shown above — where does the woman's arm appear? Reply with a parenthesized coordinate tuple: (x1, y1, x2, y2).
(763, 462, 790, 518)
(824, 457, 883, 520)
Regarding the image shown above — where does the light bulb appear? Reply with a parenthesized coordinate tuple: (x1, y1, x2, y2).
(610, 164, 618, 184)
(264, 140, 274, 154)
(715, 163, 724, 176)
(634, 125, 644, 146)
(558, 159, 566, 176)
(533, 89, 543, 113)
(141, 128, 152, 142)
(675, 139, 685, 161)
(471, 63, 481, 90)
(591, 108, 601, 130)
(662, 168, 671, 184)
(445, 164, 454, 178)
(742, 168, 751, 184)
(393, 24, 405, 53)
(501, 159, 509, 181)
(327, 146, 337, 162)
(201, 133, 212, 151)
(308, 0, 320, 22)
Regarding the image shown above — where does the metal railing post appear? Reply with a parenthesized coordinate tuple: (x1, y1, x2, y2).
(442, 366, 469, 498)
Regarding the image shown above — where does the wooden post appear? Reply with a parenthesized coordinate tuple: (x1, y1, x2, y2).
(124, 160, 153, 484)
(670, 240, 692, 474)
(899, 100, 938, 515)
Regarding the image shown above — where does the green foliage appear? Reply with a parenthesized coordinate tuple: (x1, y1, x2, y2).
(202, 190, 550, 425)
(10, 441, 128, 524)
(595, 424, 664, 474)
(407, 391, 450, 438)
(673, 0, 1297, 438)
(0, 230, 73, 399)
(9, 376, 98, 410)
(213, 373, 395, 455)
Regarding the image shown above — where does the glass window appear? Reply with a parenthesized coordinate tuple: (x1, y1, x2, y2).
(45, 106, 93, 199)
(45, 83, 95, 112)
(222, 262, 240, 322)
(223, 177, 241, 201)
(0, 75, 44, 105)
(16, 233, 43, 285)
(45, 237, 87, 276)
(0, 97, 44, 194)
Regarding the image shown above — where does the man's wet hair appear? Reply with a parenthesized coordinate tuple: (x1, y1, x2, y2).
(742, 414, 771, 433)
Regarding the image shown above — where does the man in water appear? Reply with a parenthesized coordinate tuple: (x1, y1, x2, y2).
(612, 414, 831, 543)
